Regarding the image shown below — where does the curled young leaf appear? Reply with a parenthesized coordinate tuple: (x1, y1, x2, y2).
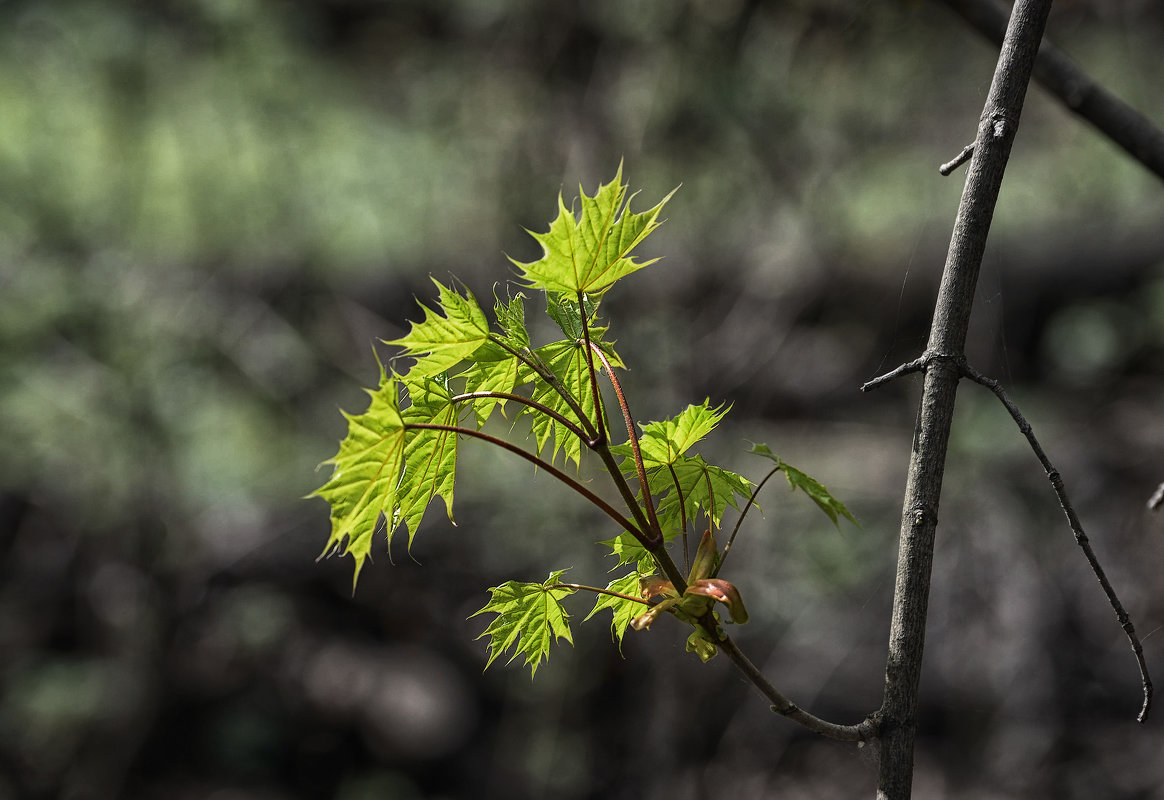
(688, 529, 719, 582)
(685, 627, 719, 663)
(630, 597, 679, 631)
(639, 575, 678, 600)
(687, 578, 750, 624)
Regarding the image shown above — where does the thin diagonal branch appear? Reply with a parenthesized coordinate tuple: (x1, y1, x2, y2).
(488, 334, 601, 442)
(667, 463, 691, 572)
(577, 291, 609, 448)
(939, 0, 1164, 182)
(714, 628, 879, 743)
(939, 143, 976, 176)
(550, 583, 651, 606)
(962, 365, 1153, 723)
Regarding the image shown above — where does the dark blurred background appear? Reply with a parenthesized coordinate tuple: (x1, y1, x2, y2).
(2, 1, 1164, 798)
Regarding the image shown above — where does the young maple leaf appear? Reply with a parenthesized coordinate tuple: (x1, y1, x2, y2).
(749, 443, 858, 527)
(388, 279, 491, 378)
(311, 379, 407, 592)
(584, 571, 650, 649)
(512, 165, 677, 296)
(471, 570, 576, 678)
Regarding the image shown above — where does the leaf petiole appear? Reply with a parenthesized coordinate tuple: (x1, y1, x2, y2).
(716, 465, 781, 578)
(450, 390, 595, 445)
(549, 583, 652, 607)
(404, 422, 652, 548)
(589, 341, 663, 540)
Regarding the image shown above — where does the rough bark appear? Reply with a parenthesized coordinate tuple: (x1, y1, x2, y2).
(874, 2, 1053, 797)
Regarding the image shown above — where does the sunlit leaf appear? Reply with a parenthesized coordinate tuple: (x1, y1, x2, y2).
(513, 165, 677, 296)
(749, 443, 858, 527)
(649, 455, 752, 537)
(312, 379, 407, 591)
(396, 375, 460, 542)
(611, 403, 747, 537)
(388, 279, 491, 378)
(522, 339, 605, 467)
(493, 290, 531, 350)
(584, 571, 650, 649)
(598, 532, 656, 574)
(457, 341, 521, 426)
(635, 400, 730, 466)
(471, 570, 575, 678)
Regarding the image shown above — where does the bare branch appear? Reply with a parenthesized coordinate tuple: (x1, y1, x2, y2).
(861, 356, 927, 392)
(962, 365, 1153, 723)
(877, 3, 1053, 796)
(714, 629, 879, 743)
(1148, 482, 1164, 511)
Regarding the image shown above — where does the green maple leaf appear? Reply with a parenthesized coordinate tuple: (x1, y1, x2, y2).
(635, 400, 729, 466)
(312, 378, 407, 591)
(585, 571, 650, 649)
(471, 570, 576, 678)
(389, 279, 491, 378)
(457, 340, 521, 426)
(493, 290, 531, 350)
(396, 375, 461, 542)
(749, 443, 858, 527)
(522, 339, 607, 467)
(513, 165, 677, 296)
(598, 532, 656, 574)
(611, 402, 749, 537)
(650, 455, 752, 536)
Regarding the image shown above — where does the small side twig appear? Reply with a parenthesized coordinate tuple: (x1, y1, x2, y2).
(940, 143, 976, 175)
(1147, 482, 1164, 511)
(860, 355, 928, 392)
(962, 365, 1153, 723)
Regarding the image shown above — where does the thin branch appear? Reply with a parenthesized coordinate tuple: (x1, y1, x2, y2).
(405, 422, 651, 547)
(1148, 482, 1164, 511)
(962, 365, 1153, 723)
(939, 143, 976, 175)
(940, 0, 1164, 182)
(714, 627, 879, 743)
